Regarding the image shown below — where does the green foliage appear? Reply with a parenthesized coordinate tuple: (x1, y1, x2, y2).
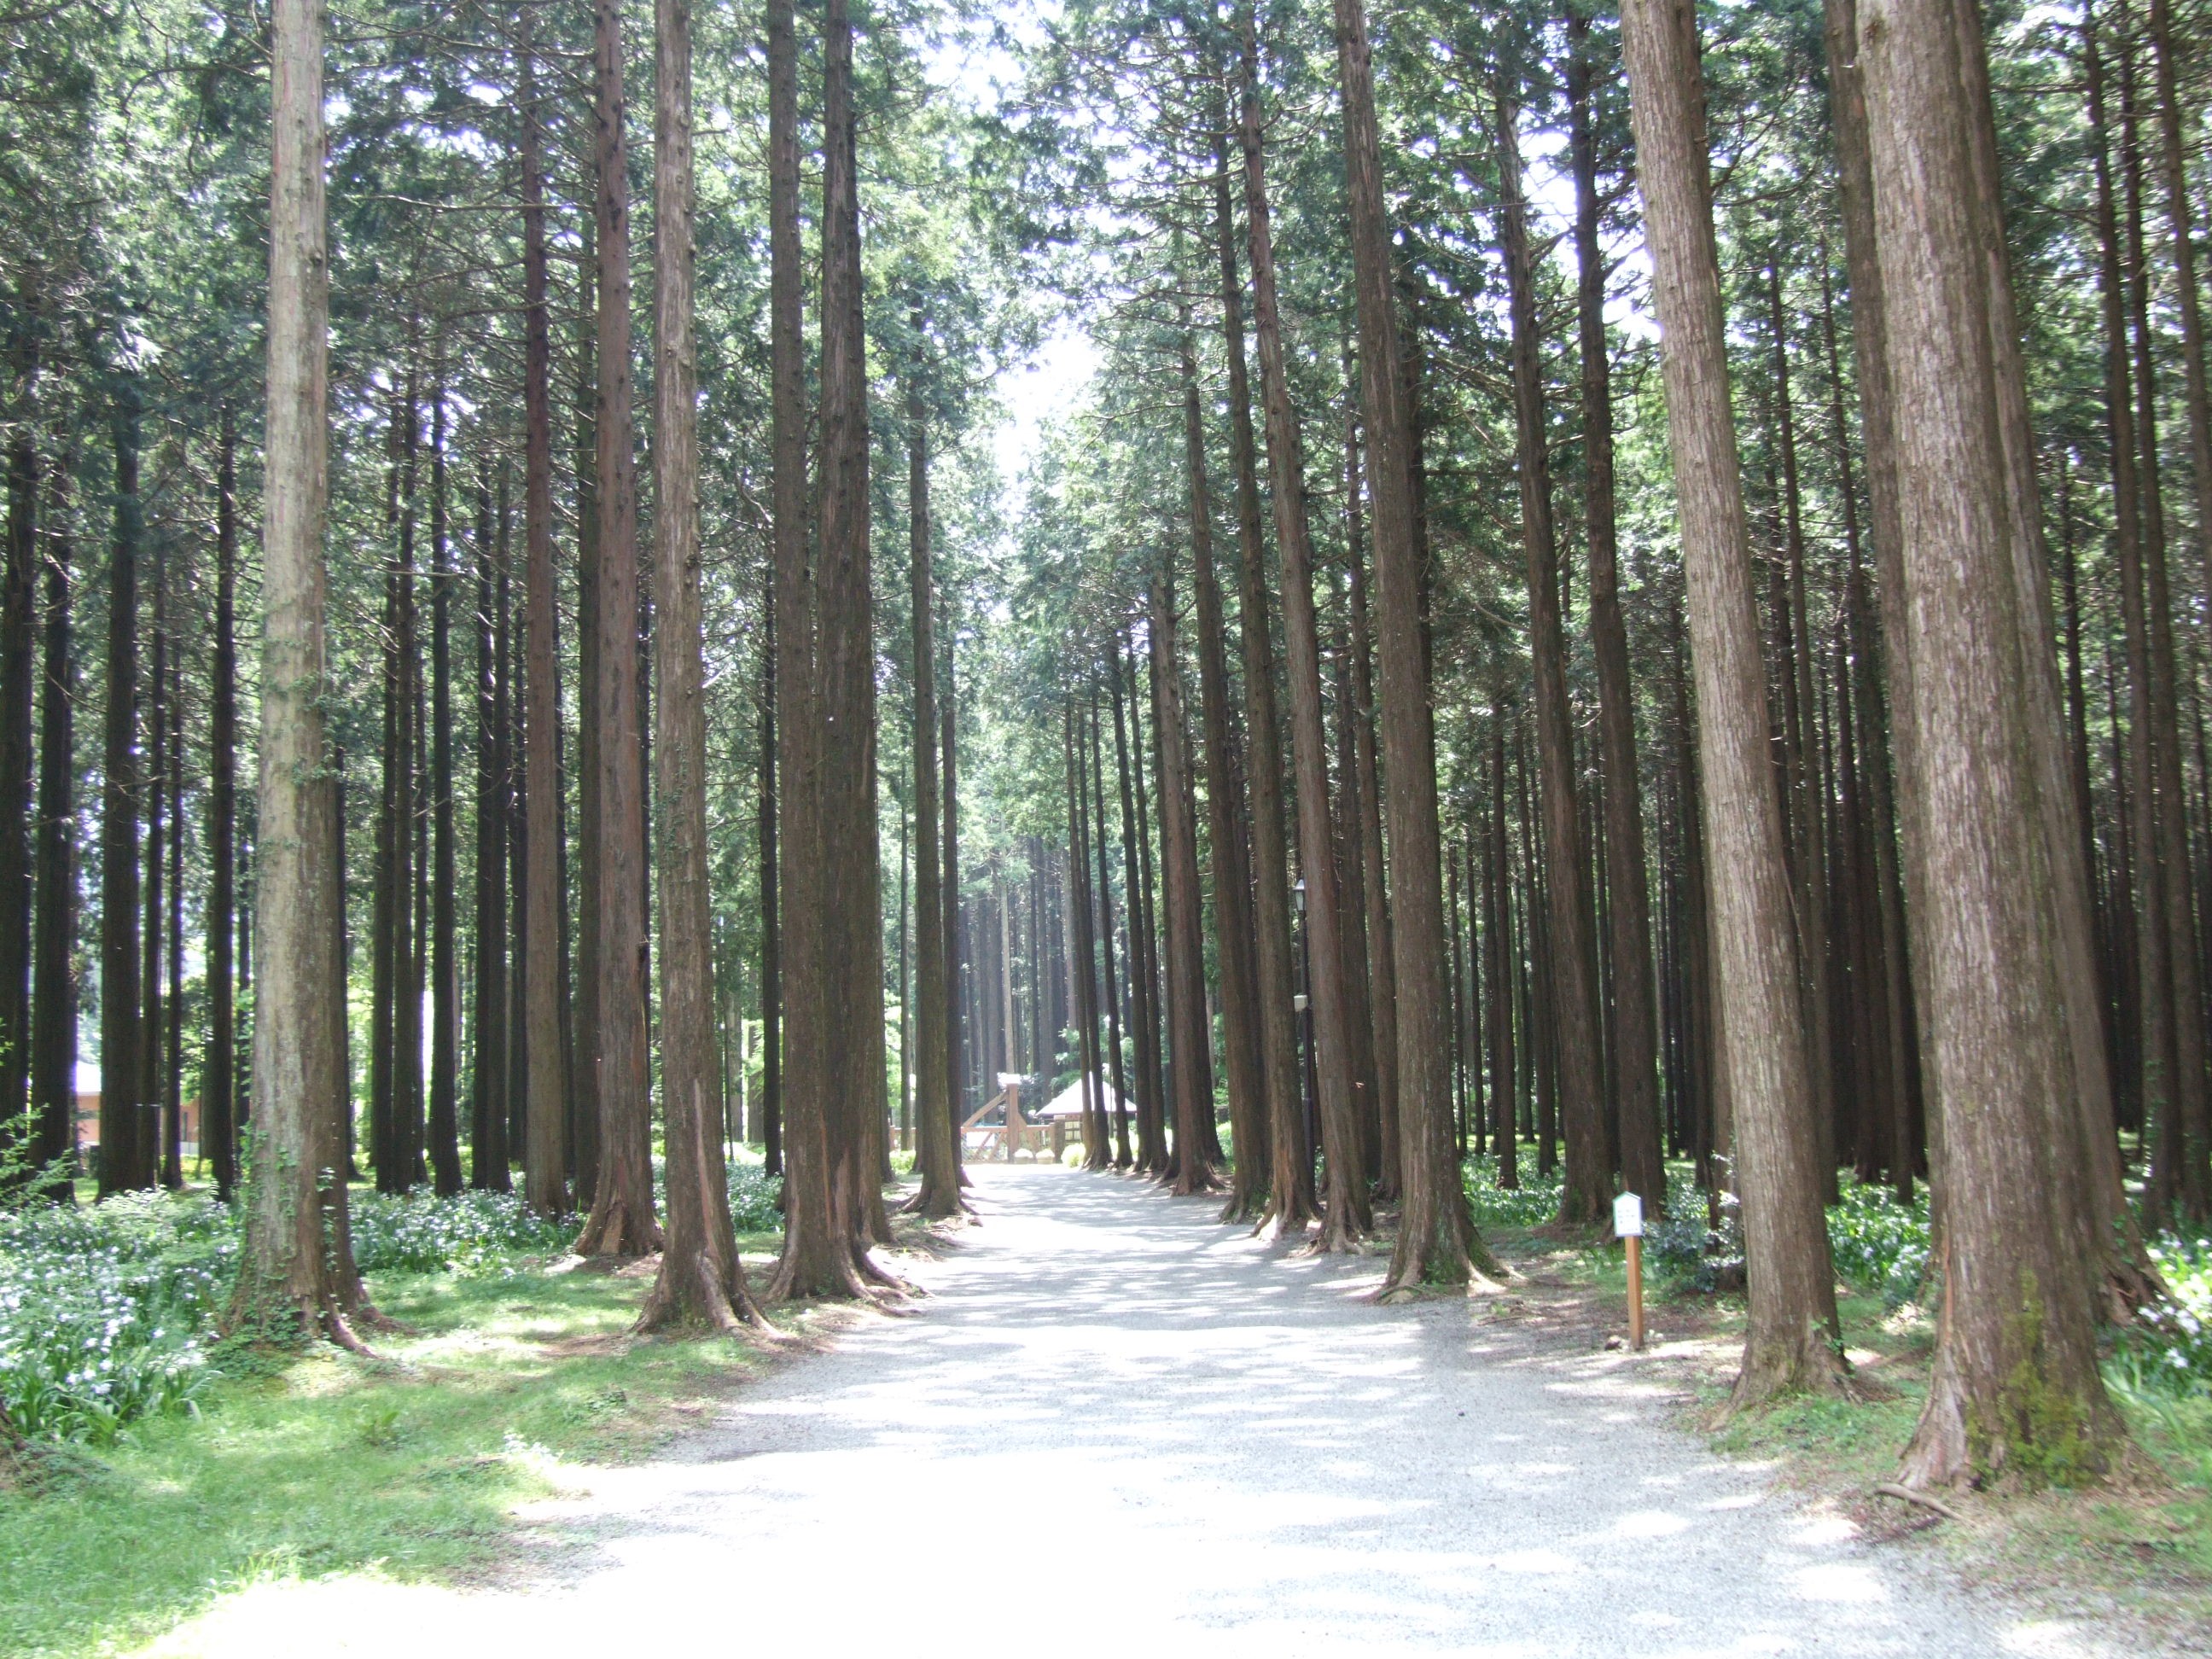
(0, 1190, 583, 1446)
(346, 1190, 579, 1276)
(2119, 1235, 2212, 1396)
(1646, 1192, 1745, 1295)
(0, 1194, 231, 1444)
(726, 1167, 783, 1235)
(1825, 1183, 1933, 1308)
(1461, 1154, 1562, 1230)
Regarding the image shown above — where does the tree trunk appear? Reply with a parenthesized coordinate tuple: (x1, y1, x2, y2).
(1179, 307, 1264, 1215)
(906, 325, 960, 1216)
(1089, 699, 1131, 1168)
(470, 459, 509, 1190)
(1344, 405, 1400, 1200)
(575, 0, 659, 1257)
(1497, 75, 1610, 1231)
(1150, 544, 1220, 1195)
(1618, 0, 1842, 1400)
(641, 0, 760, 1329)
(1331, 0, 1489, 1291)
(428, 383, 462, 1196)
(1214, 112, 1313, 1237)
(225, 0, 368, 1342)
(1238, 5, 1367, 1243)
(143, 527, 169, 1188)
(1567, 9, 1664, 1212)
(0, 289, 35, 1159)
(818, 0, 890, 1265)
(1860, 0, 2124, 1484)
(765, 0, 869, 1300)
(99, 379, 144, 1196)
(2119, 29, 2211, 1223)
(32, 456, 73, 1191)
(518, 32, 571, 1215)
(1121, 633, 1170, 1176)
(2149, 0, 2212, 655)
(760, 559, 782, 1176)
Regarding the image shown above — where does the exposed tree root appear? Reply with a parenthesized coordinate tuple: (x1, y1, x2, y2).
(1872, 1482, 1960, 1522)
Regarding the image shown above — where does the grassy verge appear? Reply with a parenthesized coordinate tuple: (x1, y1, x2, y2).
(0, 1234, 785, 1659)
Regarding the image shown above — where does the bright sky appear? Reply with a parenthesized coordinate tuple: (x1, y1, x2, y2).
(917, 2, 1099, 485)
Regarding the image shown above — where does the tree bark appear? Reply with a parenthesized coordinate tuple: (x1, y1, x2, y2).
(428, 382, 462, 1196)
(1331, 0, 1489, 1291)
(2118, 26, 2211, 1223)
(1150, 543, 1220, 1194)
(0, 288, 36, 1156)
(641, 0, 760, 1329)
(1179, 308, 1264, 1215)
(906, 325, 960, 1216)
(517, 33, 570, 1215)
(766, 0, 870, 1299)
(1237, 5, 1367, 1243)
(224, 0, 367, 1342)
(1567, 9, 1664, 1212)
(1497, 74, 1610, 1231)
(1344, 403, 1400, 1200)
(575, 0, 659, 1256)
(98, 378, 144, 1196)
(1214, 109, 1313, 1237)
(32, 455, 73, 1191)
(1618, 0, 1842, 1400)
(470, 459, 509, 1190)
(1860, 0, 2124, 1483)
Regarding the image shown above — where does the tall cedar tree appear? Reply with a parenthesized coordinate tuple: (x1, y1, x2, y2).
(1860, 0, 2122, 1485)
(641, 0, 761, 1329)
(1238, 3, 1368, 1243)
(1332, 0, 1493, 1290)
(1617, 0, 1844, 1401)
(575, 0, 661, 1256)
(224, 0, 369, 1343)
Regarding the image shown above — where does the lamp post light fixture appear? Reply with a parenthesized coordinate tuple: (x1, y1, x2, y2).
(1294, 876, 1307, 913)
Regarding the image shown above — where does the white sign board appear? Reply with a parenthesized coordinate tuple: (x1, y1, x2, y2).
(1613, 1191, 1644, 1238)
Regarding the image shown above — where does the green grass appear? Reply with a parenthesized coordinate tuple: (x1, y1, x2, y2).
(0, 1249, 782, 1659)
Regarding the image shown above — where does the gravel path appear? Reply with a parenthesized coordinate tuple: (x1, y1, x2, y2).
(152, 1163, 2094, 1657)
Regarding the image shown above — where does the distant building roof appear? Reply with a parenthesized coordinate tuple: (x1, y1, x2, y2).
(1036, 1074, 1126, 1120)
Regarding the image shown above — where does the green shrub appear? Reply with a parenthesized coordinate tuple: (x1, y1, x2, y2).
(1461, 1155, 1562, 1230)
(727, 1166, 783, 1234)
(1826, 1181, 1932, 1307)
(0, 1193, 230, 1444)
(0, 1187, 585, 1445)
(1647, 1191, 1744, 1292)
(347, 1189, 577, 1275)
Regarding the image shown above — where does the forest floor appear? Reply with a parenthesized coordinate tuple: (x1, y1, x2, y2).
(100, 1162, 2171, 1658)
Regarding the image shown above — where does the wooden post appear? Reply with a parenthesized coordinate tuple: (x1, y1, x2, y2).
(1615, 1190, 1645, 1350)
(1626, 1235, 1645, 1350)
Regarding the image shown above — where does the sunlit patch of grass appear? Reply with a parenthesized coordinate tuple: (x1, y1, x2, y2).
(0, 1265, 775, 1659)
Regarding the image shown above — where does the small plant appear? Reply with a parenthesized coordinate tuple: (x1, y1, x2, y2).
(356, 1404, 405, 1450)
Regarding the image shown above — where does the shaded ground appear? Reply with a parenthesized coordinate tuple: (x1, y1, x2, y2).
(143, 1165, 2116, 1656)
